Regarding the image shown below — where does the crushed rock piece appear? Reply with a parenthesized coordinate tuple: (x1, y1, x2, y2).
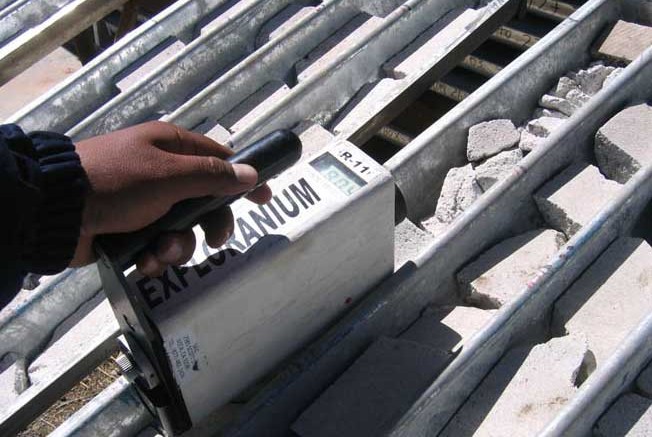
(602, 67, 624, 88)
(441, 335, 591, 436)
(457, 229, 566, 308)
(421, 164, 483, 237)
(519, 129, 546, 153)
(565, 88, 591, 107)
(474, 148, 523, 191)
(394, 219, 435, 268)
(532, 108, 567, 119)
(534, 163, 622, 237)
(550, 76, 578, 98)
(595, 103, 652, 183)
(526, 116, 565, 137)
(594, 19, 652, 65)
(552, 237, 652, 368)
(572, 64, 615, 95)
(467, 119, 520, 161)
(539, 94, 577, 116)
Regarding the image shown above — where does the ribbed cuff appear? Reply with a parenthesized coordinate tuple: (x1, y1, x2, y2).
(21, 131, 88, 274)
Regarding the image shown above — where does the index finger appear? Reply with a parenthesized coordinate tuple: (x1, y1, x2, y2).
(149, 121, 235, 158)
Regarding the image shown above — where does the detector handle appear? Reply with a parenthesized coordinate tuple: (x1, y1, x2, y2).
(96, 129, 302, 269)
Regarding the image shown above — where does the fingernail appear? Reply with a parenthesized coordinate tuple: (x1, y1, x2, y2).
(232, 163, 258, 185)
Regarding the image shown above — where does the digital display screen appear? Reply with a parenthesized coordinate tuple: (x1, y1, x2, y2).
(310, 152, 367, 196)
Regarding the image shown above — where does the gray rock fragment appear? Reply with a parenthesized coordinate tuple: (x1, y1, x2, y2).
(565, 88, 591, 107)
(457, 229, 566, 308)
(474, 148, 523, 191)
(572, 63, 615, 95)
(467, 119, 520, 161)
(532, 108, 567, 119)
(519, 116, 566, 153)
(421, 164, 483, 237)
(292, 337, 450, 437)
(394, 218, 435, 268)
(602, 67, 624, 88)
(594, 393, 652, 437)
(595, 103, 652, 183)
(594, 19, 652, 65)
(519, 129, 546, 153)
(534, 163, 622, 237)
(441, 335, 591, 437)
(526, 116, 565, 137)
(550, 76, 578, 98)
(552, 238, 652, 368)
(539, 94, 577, 116)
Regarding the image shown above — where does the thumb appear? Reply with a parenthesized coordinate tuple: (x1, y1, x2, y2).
(170, 155, 259, 201)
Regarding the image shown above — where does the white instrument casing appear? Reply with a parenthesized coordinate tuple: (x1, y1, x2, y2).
(126, 140, 395, 425)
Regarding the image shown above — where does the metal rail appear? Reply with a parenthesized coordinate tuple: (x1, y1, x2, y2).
(166, 0, 491, 146)
(68, 0, 297, 139)
(6, 0, 236, 132)
(0, 0, 131, 85)
(0, 0, 73, 45)
(4, 0, 651, 435)
(49, 376, 154, 437)
(0, 300, 119, 435)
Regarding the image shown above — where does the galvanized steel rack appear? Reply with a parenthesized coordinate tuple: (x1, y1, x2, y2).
(1, 0, 652, 435)
(0, 0, 132, 85)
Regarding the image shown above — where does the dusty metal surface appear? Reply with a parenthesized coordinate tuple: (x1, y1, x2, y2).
(48, 376, 154, 437)
(0, 0, 131, 84)
(7, 0, 237, 133)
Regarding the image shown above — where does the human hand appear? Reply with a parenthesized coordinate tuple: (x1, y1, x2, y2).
(72, 121, 271, 276)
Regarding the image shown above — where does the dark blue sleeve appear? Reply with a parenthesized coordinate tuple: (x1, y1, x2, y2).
(0, 125, 88, 308)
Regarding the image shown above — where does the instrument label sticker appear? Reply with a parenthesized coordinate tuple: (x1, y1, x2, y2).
(165, 329, 204, 383)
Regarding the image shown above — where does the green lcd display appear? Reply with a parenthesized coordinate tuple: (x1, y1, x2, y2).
(310, 152, 367, 196)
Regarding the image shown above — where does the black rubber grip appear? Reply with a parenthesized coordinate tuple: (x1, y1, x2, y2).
(96, 129, 302, 269)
